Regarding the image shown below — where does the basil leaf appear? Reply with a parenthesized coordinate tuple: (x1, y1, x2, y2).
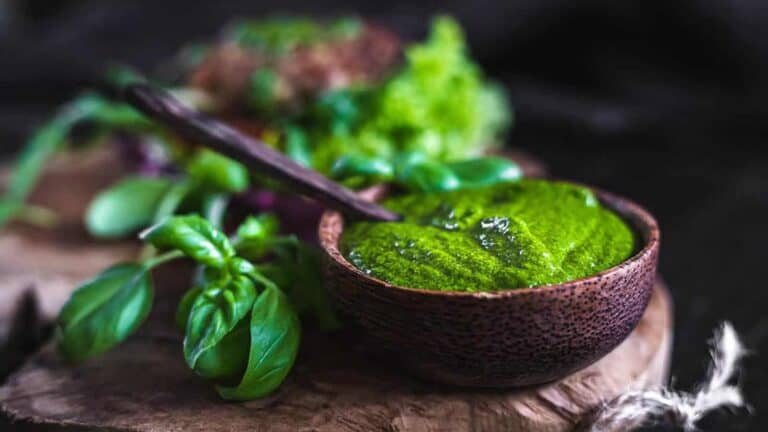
(216, 283, 300, 401)
(76, 95, 151, 130)
(248, 68, 278, 111)
(227, 256, 259, 278)
(57, 263, 153, 362)
(396, 160, 461, 193)
(0, 200, 21, 226)
(446, 157, 522, 189)
(1, 92, 152, 230)
(85, 176, 173, 238)
(184, 275, 257, 374)
(330, 155, 394, 180)
(285, 245, 340, 331)
(176, 286, 202, 330)
(284, 125, 312, 168)
(259, 244, 339, 330)
(142, 215, 235, 268)
(194, 318, 251, 383)
(234, 214, 280, 258)
(187, 149, 249, 193)
(237, 214, 279, 241)
(313, 89, 362, 132)
(0, 118, 69, 228)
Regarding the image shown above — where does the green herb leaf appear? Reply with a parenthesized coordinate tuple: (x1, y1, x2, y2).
(300, 17, 511, 177)
(141, 215, 235, 268)
(330, 155, 394, 181)
(216, 283, 300, 401)
(201, 193, 230, 229)
(1, 92, 152, 230)
(176, 286, 203, 330)
(57, 263, 153, 362)
(184, 275, 257, 378)
(85, 176, 173, 238)
(395, 160, 461, 193)
(227, 256, 259, 277)
(237, 214, 279, 241)
(248, 69, 278, 111)
(234, 214, 280, 259)
(446, 157, 522, 189)
(284, 125, 312, 167)
(187, 149, 250, 193)
(194, 318, 251, 383)
(0, 119, 69, 228)
(76, 94, 150, 130)
(151, 180, 193, 225)
(313, 89, 362, 133)
(281, 244, 340, 331)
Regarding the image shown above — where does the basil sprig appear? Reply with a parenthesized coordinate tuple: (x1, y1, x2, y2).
(57, 214, 303, 400)
(142, 215, 300, 400)
(0, 93, 152, 229)
(186, 149, 250, 194)
(331, 154, 522, 192)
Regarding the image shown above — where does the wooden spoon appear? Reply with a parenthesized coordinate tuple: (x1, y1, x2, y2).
(121, 84, 401, 222)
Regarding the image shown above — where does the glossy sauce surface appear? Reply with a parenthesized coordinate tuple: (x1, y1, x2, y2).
(341, 180, 635, 292)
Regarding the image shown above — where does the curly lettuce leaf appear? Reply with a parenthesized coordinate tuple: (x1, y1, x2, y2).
(286, 16, 511, 183)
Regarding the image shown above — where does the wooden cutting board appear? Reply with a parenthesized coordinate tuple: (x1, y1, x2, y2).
(0, 149, 671, 431)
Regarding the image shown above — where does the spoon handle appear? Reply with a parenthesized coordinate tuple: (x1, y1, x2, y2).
(122, 84, 400, 222)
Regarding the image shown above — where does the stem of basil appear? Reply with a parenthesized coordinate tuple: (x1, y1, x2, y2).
(202, 194, 230, 229)
(243, 268, 278, 292)
(153, 180, 193, 224)
(12, 204, 59, 228)
(142, 249, 184, 270)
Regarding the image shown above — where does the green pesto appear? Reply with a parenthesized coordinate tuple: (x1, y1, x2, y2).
(340, 180, 635, 292)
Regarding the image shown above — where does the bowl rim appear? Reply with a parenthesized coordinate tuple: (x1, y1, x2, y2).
(318, 180, 660, 299)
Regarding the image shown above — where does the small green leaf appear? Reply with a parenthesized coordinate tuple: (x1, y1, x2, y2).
(85, 176, 173, 238)
(330, 155, 394, 180)
(184, 275, 257, 374)
(75, 93, 151, 130)
(313, 89, 361, 132)
(0, 117, 70, 228)
(216, 284, 300, 401)
(57, 263, 153, 362)
(201, 193, 230, 229)
(446, 157, 522, 189)
(234, 214, 280, 258)
(187, 149, 250, 193)
(227, 256, 259, 278)
(142, 215, 235, 268)
(284, 125, 312, 167)
(0, 200, 21, 226)
(248, 68, 277, 110)
(396, 160, 461, 193)
(194, 318, 251, 382)
(176, 286, 202, 330)
(284, 245, 340, 331)
(237, 214, 279, 241)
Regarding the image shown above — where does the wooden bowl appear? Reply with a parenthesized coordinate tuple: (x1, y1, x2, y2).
(318, 184, 660, 387)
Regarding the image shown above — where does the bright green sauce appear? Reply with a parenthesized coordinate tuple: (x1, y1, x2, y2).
(340, 180, 635, 292)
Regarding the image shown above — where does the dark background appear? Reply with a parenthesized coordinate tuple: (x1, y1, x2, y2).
(1, 1, 766, 430)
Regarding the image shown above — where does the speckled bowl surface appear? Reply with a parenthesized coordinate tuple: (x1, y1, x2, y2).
(318, 184, 660, 387)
